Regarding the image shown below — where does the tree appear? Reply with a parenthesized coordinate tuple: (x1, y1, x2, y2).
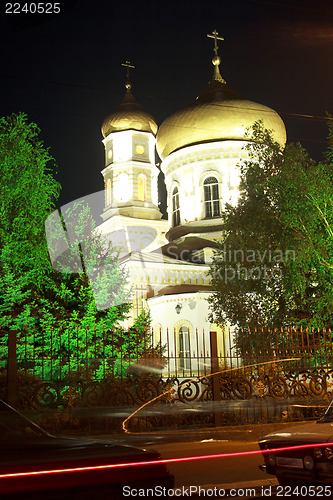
(0, 113, 158, 381)
(209, 120, 333, 332)
(0, 112, 61, 331)
(31, 199, 154, 380)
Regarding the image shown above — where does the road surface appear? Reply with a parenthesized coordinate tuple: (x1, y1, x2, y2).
(146, 439, 268, 487)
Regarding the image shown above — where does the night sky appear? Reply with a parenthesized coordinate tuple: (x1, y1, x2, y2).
(1, 0, 332, 218)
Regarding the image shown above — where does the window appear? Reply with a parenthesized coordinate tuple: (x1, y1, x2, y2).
(106, 178, 112, 206)
(204, 176, 221, 218)
(117, 173, 129, 202)
(153, 323, 163, 345)
(172, 186, 180, 227)
(138, 174, 146, 201)
(105, 143, 113, 165)
(178, 326, 190, 370)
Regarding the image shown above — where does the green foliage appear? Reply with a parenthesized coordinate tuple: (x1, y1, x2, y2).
(14, 310, 153, 382)
(209, 120, 333, 333)
(0, 112, 61, 330)
(39, 200, 133, 329)
(0, 113, 60, 276)
(0, 113, 160, 381)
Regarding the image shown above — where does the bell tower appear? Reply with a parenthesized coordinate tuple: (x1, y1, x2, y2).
(101, 61, 162, 222)
(97, 61, 168, 253)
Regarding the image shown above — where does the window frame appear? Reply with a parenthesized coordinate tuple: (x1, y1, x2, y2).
(172, 186, 180, 227)
(203, 176, 221, 218)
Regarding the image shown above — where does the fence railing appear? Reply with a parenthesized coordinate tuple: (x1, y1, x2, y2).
(3, 326, 333, 378)
(2, 326, 333, 427)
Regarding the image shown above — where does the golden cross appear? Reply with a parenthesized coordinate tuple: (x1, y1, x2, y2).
(121, 60, 135, 87)
(207, 29, 224, 57)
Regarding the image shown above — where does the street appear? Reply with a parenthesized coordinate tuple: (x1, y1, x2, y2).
(146, 439, 268, 487)
(141, 438, 279, 498)
(144, 437, 332, 498)
(93, 421, 317, 498)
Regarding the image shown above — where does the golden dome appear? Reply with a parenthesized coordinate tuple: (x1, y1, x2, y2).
(156, 65, 286, 160)
(101, 88, 158, 138)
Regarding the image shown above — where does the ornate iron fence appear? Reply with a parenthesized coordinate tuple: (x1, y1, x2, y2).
(2, 326, 333, 427)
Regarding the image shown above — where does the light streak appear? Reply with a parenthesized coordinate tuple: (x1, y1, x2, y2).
(2, 441, 333, 480)
(122, 358, 300, 432)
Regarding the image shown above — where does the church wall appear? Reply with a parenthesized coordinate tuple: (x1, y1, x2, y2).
(147, 292, 226, 376)
(162, 140, 248, 230)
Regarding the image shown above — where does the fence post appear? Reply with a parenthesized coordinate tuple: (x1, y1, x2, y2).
(210, 331, 222, 427)
(7, 331, 18, 407)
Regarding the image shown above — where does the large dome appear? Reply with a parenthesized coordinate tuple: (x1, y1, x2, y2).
(156, 60, 286, 160)
(101, 87, 158, 138)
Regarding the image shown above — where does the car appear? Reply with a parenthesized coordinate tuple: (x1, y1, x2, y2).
(258, 399, 333, 487)
(0, 399, 174, 499)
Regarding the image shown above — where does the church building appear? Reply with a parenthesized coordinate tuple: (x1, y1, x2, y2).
(97, 31, 286, 372)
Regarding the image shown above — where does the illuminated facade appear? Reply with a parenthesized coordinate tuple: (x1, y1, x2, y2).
(98, 63, 168, 254)
(97, 36, 286, 369)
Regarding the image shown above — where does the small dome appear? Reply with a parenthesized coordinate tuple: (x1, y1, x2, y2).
(156, 67, 286, 160)
(101, 88, 158, 138)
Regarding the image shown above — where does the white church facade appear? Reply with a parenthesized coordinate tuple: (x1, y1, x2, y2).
(96, 32, 286, 372)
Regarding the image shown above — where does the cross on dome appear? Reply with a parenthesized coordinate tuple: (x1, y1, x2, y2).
(207, 29, 224, 57)
(121, 60, 135, 90)
(206, 29, 225, 83)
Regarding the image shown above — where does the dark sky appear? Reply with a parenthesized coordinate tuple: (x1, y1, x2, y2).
(1, 0, 332, 217)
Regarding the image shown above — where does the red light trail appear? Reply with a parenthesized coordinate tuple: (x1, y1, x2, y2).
(1, 441, 333, 480)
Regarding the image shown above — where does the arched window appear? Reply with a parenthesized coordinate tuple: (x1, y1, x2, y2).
(106, 178, 112, 206)
(178, 326, 190, 370)
(204, 176, 221, 218)
(117, 173, 129, 202)
(137, 174, 146, 201)
(153, 323, 163, 345)
(172, 186, 180, 227)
